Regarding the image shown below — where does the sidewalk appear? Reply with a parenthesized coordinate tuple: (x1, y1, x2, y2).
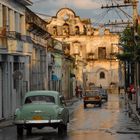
(65, 97, 79, 106)
(126, 95, 140, 122)
(0, 97, 79, 129)
(0, 117, 14, 129)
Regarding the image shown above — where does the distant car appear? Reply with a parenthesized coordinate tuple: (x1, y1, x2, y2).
(13, 90, 69, 136)
(100, 89, 108, 101)
(83, 90, 102, 108)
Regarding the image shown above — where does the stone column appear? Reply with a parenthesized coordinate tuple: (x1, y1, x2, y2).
(9, 9, 15, 31)
(15, 12, 20, 32)
(20, 15, 26, 35)
(0, 4, 3, 27)
(0, 4, 3, 46)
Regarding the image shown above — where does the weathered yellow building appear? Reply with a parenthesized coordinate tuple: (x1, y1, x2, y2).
(46, 8, 124, 93)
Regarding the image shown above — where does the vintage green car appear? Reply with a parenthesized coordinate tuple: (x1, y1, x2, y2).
(13, 90, 69, 136)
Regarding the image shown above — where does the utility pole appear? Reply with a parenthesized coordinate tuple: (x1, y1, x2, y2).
(131, 0, 140, 111)
(102, 1, 140, 111)
(101, 2, 133, 32)
(125, 0, 140, 111)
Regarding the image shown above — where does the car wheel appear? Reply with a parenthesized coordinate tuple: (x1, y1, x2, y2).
(58, 124, 67, 135)
(26, 126, 32, 135)
(17, 125, 23, 136)
(84, 103, 86, 108)
(106, 97, 108, 101)
(67, 115, 69, 123)
(99, 102, 102, 107)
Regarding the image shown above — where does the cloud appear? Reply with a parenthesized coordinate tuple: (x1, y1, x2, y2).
(30, 0, 134, 25)
(32, 0, 99, 10)
(71, 0, 100, 9)
(31, 0, 100, 18)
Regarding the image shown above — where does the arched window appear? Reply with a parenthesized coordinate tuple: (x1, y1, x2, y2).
(100, 72, 105, 79)
(75, 26, 80, 35)
(53, 26, 57, 35)
(63, 23, 69, 35)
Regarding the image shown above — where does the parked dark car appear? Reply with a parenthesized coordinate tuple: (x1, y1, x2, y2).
(100, 89, 108, 101)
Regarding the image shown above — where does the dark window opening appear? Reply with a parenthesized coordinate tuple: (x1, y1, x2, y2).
(63, 23, 69, 35)
(100, 72, 105, 79)
(53, 26, 57, 35)
(75, 26, 80, 35)
(98, 47, 106, 59)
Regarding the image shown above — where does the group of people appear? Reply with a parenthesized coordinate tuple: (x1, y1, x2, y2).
(75, 85, 83, 98)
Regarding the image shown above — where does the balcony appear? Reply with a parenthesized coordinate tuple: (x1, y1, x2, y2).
(6, 32, 32, 43)
(108, 52, 117, 60)
(86, 52, 97, 61)
(6, 31, 21, 40)
(26, 9, 50, 38)
(21, 35, 33, 43)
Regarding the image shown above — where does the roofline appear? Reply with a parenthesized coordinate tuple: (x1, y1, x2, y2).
(16, 0, 33, 6)
(56, 7, 76, 17)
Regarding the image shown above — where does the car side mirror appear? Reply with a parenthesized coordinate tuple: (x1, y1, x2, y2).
(60, 96, 66, 106)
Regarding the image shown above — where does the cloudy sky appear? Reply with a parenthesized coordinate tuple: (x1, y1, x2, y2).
(29, 0, 139, 30)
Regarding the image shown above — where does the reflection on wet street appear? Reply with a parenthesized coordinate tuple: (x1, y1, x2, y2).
(0, 94, 140, 140)
(66, 94, 140, 140)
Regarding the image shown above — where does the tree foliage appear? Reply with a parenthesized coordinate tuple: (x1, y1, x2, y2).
(117, 25, 140, 62)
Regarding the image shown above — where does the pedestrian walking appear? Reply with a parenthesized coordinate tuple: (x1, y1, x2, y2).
(78, 85, 83, 98)
(75, 85, 79, 98)
(129, 83, 136, 101)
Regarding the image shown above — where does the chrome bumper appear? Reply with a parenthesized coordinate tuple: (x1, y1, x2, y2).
(14, 119, 63, 125)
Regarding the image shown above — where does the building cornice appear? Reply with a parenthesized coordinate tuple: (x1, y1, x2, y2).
(16, 0, 33, 6)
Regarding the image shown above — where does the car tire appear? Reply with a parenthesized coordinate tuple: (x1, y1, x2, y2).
(17, 125, 23, 136)
(106, 97, 108, 101)
(99, 102, 102, 107)
(58, 124, 67, 135)
(84, 103, 86, 108)
(26, 126, 32, 135)
(67, 115, 69, 123)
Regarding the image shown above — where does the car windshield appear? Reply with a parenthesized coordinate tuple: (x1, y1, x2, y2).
(100, 89, 107, 94)
(85, 90, 100, 96)
(25, 95, 55, 104)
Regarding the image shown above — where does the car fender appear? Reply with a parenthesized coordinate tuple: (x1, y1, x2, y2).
(14, 108, 21, 120)
(58, 107, 69, 124)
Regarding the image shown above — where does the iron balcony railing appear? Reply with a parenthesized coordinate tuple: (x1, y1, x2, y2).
(6, 31, 21, 40)
(6, 31, 32, 43)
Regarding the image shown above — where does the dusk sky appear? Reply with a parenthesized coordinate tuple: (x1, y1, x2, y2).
(29, 0, 139, 30)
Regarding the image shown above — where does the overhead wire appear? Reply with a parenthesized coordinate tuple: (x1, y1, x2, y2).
(92, 8, 112, 27)
(92, 0, 116, 27)
(97, 0, 133, 32)
(113, 0, 132, 19)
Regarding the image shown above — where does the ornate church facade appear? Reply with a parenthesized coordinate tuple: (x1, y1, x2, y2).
(46, 8, 124, 93)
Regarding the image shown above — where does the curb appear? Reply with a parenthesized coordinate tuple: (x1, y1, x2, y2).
(65, 98, 79, 106)
(117, 130, 140, 134)
(0, 119, 14, 129)
(128, 101, 140, 122)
